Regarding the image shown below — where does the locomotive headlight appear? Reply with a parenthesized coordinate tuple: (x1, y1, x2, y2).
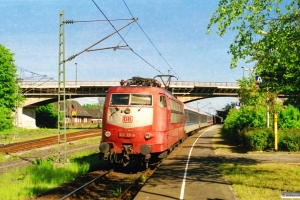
(144, 133, 151, 140)
(104, 131, 111, 137)
(124, 108, 131, 114)
(99, 142, 110, 153)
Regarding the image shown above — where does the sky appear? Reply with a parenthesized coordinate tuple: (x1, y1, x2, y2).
(1, 0, 254, 113)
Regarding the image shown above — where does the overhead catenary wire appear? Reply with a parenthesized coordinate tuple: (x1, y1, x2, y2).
(117, 23, 135, 46)
(87, 45, 130, 51)
(21, 77, 55, 94)
(18, 67, 50, 80)
(17, 67, 55, 94)
(64, 18, 134, 24)
(122, 0, 181, 80)
(65, 18, 137, 62)
(91, 0, 163, 75)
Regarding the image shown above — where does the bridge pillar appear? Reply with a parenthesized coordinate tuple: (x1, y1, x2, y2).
(14, 107, 37, 129)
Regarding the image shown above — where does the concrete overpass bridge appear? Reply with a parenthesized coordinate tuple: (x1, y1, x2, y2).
(17, 80, 239, 128)
(21, 80, 239, 107)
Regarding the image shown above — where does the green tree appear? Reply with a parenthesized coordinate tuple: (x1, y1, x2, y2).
(0, 44, 22, 130)
(238, 76, 263, 107)
(36, 103, 58, 128)
(82, 104, 98, 109)
(207, 0, 300, 107)
(222, 102, 235, 113)
(0, 107, 15, 130)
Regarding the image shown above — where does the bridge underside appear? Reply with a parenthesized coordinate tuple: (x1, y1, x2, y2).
(176, 94, 238, 103)
(169, 86, 239, 103)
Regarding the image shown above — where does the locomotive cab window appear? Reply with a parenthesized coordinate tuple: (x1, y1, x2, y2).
(130, 94, 152, 105)
(110, 94, 152, 106)
(159, 96, 167, 108)
(110, 94, 129, 105)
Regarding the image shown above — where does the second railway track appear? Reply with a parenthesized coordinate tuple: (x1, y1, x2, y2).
(0, 129, 101, 154)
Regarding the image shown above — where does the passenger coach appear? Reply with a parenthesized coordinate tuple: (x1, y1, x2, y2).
(184, 104, 213, 135)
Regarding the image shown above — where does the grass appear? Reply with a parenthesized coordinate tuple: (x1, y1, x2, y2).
(0, 128, 65, 144)
(139, 174, 147, 183)
(0, 152, 6, 162)
(0, 150, 106, 200)
(0, 126, 102, 199)
(213, 131, 300, 200)
(219, 163, 300, 200)
(0, 136, 101, 167)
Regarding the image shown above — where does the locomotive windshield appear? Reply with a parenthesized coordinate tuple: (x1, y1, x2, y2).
(110, 94, 152, 106)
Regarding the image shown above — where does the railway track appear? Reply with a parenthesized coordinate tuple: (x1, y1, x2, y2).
(0, 129, 101, 154)
(36, 166, 157, 200)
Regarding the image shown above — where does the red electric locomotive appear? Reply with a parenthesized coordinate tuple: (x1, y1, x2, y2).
(99, 76, 185, 168)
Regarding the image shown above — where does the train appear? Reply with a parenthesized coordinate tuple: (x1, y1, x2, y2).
(99, 76, 216, 169)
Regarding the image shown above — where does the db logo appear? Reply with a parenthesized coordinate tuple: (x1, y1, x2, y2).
(122, 116, 133, 123)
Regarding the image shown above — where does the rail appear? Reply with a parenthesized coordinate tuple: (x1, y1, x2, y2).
(59, 169, 113, 200)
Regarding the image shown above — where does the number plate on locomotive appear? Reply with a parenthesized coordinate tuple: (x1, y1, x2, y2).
(119, 132, 135, 138)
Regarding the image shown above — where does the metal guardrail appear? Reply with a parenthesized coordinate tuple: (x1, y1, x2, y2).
(19, 81, 239, 88)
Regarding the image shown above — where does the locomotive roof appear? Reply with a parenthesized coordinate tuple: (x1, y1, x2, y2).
(109, 86, 169, 92)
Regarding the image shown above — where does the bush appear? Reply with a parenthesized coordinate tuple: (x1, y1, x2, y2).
(222, 104, 300, 152)
(36, 103, 58, 128)
(241, 128, 274, 151)
(278, 129, 300, 151)
(278, 105, 300, 129)
(238, 128, 300, 152)
(221, 108, 241, 144)
(222, 105, 266, 144)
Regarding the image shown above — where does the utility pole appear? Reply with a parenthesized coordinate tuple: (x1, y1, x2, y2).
(14, 78, 20, 139)
(75, 62, 77, 86)
(57, 10, 67, 164)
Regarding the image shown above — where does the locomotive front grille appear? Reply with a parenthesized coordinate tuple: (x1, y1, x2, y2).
(122, 144, 133, 154)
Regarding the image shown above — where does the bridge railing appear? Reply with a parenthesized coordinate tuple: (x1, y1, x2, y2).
(170, 81, 239, 87)
(19, 80, 239, 88)
(19, 81, 120, 87)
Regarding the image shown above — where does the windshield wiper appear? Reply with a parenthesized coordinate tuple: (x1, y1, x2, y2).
(111, 105, 119, 111)
(138, 103, 147, 111)
(110, 105, 119, 116)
